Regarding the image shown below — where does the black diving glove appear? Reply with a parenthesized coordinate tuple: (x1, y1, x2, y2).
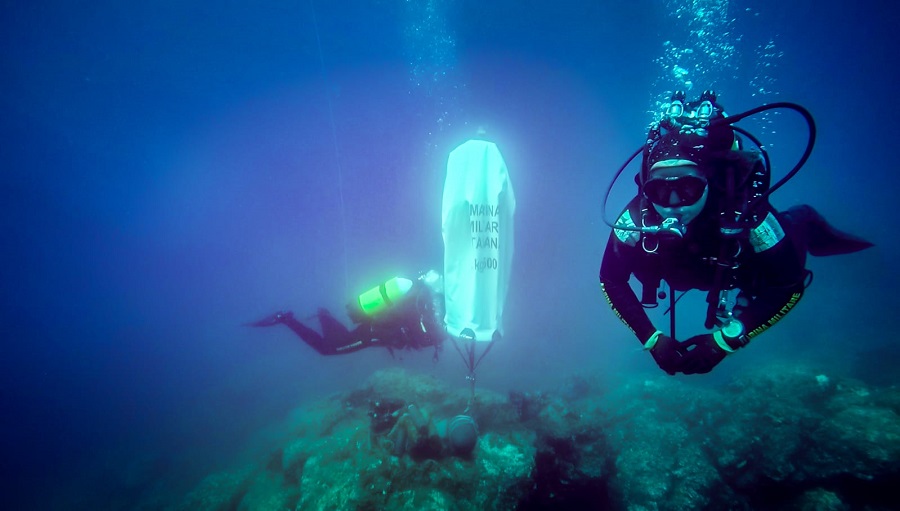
(646, 332, 687, 375)
(679, 334, 728, 374)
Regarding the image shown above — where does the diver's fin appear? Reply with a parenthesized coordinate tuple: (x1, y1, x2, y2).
(783, 205, 874, 256)
(246, 310, 293, 327)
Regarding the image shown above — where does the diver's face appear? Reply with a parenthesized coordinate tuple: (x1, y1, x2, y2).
(644, 165, 709, 225)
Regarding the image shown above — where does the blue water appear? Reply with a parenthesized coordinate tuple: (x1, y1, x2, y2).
(1, 0, 896, 508)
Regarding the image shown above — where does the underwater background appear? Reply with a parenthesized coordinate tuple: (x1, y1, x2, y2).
(2, 0, 898, 509)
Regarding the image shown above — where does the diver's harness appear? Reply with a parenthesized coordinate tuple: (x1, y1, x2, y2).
(603, 90, 817, 341)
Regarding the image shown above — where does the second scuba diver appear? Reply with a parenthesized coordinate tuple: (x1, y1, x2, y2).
(252, 271, 482, 454)
(599, 91, 874, 375)
(250, 270, 447, 358)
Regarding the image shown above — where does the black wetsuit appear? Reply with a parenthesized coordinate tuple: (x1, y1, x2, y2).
(268, 281, 445, 356)
(599, 198, 870, 346)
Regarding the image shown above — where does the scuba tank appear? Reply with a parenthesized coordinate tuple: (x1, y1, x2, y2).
(348, 276, 414, 323)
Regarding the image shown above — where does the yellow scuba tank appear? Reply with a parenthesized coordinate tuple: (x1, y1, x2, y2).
(354, 276, 414, 318)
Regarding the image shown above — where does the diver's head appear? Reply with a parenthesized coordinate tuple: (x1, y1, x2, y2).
(644, 159, 709, 225)
(642, 90, 737, 180)
(420, 269, 443, 295)
(642, 93, 729, 226)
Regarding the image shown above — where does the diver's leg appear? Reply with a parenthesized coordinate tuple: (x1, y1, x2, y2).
(318, 308, 351, 341)
(250, 309, 372, 355)
(277, 312, 343, 356)
(316, 309, 376, 354)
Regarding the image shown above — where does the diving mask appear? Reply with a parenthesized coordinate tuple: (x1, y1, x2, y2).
(643, 174, 708, 208)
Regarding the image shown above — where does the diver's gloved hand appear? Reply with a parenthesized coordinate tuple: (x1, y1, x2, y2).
(645, 332, 686, 375)
(679, 334, 728, 374)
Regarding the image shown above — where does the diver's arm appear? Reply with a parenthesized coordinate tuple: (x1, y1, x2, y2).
(599, 234, 658, 344)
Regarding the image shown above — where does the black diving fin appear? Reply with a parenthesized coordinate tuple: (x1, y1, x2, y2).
(782, 205, 874, 256)
(246, 310, 293, 327)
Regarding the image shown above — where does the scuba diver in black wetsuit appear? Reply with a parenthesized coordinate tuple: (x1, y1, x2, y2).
(250, 270, 447, 358)
(599, 91, 873, 375)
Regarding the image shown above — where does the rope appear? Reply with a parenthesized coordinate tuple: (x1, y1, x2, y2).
(448, 333, 497, 412)
(310, 0, 350, 294)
